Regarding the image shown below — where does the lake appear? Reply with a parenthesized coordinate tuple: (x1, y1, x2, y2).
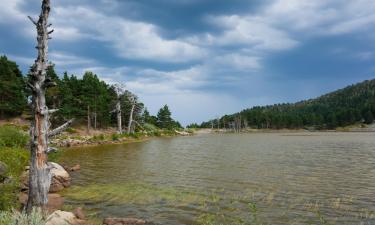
(60, 132, 375, 225)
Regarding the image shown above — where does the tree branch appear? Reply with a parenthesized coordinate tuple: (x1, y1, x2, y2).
(48, 119, 75, 138)
(27, 16, 38, 26)
(48, 109, 59, 114)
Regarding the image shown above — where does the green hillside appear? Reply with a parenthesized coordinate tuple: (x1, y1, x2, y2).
(199, 79, 375, 130)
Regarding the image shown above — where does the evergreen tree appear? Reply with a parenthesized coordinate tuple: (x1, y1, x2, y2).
(364, 110, 374, 124)
(157, 105, 173, 129)
(0, 56, 26, 119)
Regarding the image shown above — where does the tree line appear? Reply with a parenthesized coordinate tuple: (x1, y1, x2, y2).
(196, 79, 375, 130)
(0, 55, 182, 131)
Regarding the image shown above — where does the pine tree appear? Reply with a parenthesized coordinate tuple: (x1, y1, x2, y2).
(157, 105, 173, 129)
(0, 56, 26, 119)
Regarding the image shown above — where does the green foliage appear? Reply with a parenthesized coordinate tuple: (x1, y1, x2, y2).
(0, 147, 29, 210)
(0, 208, 45, 225)
(0, 125, 29, 148)
(0, 56, 184, 131)
(111, 133, 120, 141)
(0, 56, 26, 119)
(187, 123, 200, 129)
(65, 127, 78, 134)
(156, 105, 182, 130)
(201, 79, 375, 129)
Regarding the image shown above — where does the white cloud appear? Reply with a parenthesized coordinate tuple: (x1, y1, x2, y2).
(50, 6, 206, 63)
(49, 51, 96, 67)
(0, 0, 27, 22)
(206, 15, 298, 51)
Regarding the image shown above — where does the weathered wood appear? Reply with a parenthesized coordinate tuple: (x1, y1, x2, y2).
(26, 0, 52, 213)
(87, 105, 91, 134)
(48, 119, 75, 137)
(26, 0, 73, 213)
(116, 101, 122, 134)
(127, 103, 135, 134)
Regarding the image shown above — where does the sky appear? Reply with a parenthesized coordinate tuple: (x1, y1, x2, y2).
(1, 0, 375, 125)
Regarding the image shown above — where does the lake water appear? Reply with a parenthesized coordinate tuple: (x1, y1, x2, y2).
(60, 132, 375, 225)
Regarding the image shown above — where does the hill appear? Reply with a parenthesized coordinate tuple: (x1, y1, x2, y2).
(198, 79, 375, 130)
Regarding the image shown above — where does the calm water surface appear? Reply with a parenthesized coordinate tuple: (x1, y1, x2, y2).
(60, 132, 375, 225)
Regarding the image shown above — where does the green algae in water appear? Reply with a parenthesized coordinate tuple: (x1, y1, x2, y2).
(63, 182, 206, 205)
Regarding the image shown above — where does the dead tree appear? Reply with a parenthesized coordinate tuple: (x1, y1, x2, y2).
(112, 84, 126, 134)
(26, 0, 73, 212)
(87, 105, 91, 134)
(127, 98, 136, 134)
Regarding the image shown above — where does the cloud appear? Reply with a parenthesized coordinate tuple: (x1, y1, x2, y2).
(49, 51, 96, 67)
(50, 6, 206, 63)
(206, 15, 298, 51)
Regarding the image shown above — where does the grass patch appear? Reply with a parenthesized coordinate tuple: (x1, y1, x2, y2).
(0, 125, 28, 148)
(0, 208, 45, 225)
(0, 147, 29, 210)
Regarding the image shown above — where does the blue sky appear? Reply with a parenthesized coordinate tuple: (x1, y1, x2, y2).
(1, 0, 375, 125)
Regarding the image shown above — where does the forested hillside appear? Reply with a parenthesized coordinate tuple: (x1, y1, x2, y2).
(0, 55, 181, 131)
(199, 79, 375, 130)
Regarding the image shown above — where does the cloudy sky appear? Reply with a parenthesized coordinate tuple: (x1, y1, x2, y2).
(1, 0, 375, 125)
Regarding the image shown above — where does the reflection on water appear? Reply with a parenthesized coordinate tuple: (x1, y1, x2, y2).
(60, 132, 375, 225)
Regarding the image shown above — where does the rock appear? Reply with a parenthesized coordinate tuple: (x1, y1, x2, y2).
(0, 161, 7, 178)
(47, 194, 65, 212)
(73, 207, 85, 220)
(20, 162, 71, 193)
(20, 171, 29, 191)
(103, 218, 146, 225)
(19, 193, 64, 213)
(45, 210, 84, 225)
(49, 162, 71, 193)
(70, 164, 81, 172)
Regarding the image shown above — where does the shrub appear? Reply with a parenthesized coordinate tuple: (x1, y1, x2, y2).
(111, 133, 119, 141)
(0, 147, 29, 210)
(0, 208, 45, 225)
(65, 127, 78, 134)
(0, 125, 29, 148)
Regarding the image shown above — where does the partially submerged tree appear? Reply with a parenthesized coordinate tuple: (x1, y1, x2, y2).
(26, 0, 73, 212)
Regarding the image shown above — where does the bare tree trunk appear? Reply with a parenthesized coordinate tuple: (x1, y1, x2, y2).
(116, 100, 122, 134)
(127, 104, 135, 134)
(87, 105, 91, 134)
(94, 112, 97, 129)
(26, 0, 52, 212)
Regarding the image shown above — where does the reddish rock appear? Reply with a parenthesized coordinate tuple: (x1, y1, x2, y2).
(70, 164, 81, 172)
(103, 218, 146, 225)
(18, 193, 64, 213)
(73, 207, 85, 220)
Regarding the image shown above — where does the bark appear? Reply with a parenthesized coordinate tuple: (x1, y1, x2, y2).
(26, 0, 52, 212)
(48, 119, 74, 138)
(87, 105, 91, 134)
(94, 112, 97, 130)
(127, 104, 135, 134)
(116, 100, 122, 134)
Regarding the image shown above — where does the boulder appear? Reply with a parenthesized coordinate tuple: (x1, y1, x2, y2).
(20, 162, 71, 193)
(73, 207, 85, 220)
(103, 218, 146, 225)
(70, 164, 81, 172)
(45, 210, 85, 225)
(18, 193, 64, 213)
(50, 162, 71, 193)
